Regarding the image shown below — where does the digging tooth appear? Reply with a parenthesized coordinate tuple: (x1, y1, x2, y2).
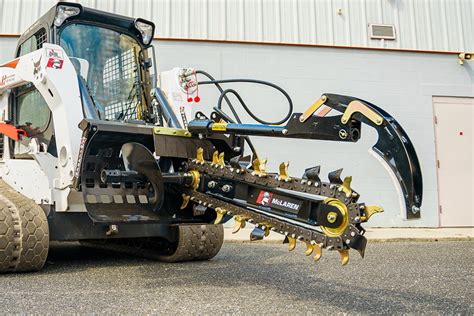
(350, 234, 367, 258)
(252, 157, 267, 177)
(180, 194, 190, 209)
(232, 215, 246, 233)
(303, 166, 321, 182)
(341, 176, 352, 196)
(196, 147, 205, 164)
(230, 155, 252, 172)
(218, 152, 225, 166)
(360, 205, 384, 221)
(313, 243, 322, 262)
(214, 207, 226, 224)
(328, 168, 343, 184)
(261, 225, 271, 237)
(305, 241, 314, 256)
(229, 156, 242, 169)
(250, 227, 265, 241)
(239, 155, 252, 169)
(338, 249, 350, 266)
(212, 151, 219, 165)
(287, 236, 296, 251)
(278, 161, 291, 181)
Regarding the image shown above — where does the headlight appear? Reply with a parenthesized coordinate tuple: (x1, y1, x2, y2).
(54, 5, 81, 27)
(134, 19, 154, 45)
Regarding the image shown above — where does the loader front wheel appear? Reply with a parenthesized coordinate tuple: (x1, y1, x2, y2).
(156, 224, 224, 262)
(0, 181, 49, 273)
(81, 224, 224, 263)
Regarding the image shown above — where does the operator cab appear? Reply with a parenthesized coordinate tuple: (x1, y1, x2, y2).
(11, 2, 156, 157)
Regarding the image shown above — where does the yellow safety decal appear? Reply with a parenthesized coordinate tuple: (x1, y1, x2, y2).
(212, 122, 228, 131)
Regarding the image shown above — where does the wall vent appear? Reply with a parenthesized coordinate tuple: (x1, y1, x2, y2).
(369, 24, 396, 40)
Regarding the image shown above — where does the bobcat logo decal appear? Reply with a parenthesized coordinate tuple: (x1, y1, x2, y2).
(33, 56, 42, 75)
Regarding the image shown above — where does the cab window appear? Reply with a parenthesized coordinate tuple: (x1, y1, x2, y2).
(18, 28, 47, 56)
(13, 28, 54, 157)
(16, 87, 51, 140)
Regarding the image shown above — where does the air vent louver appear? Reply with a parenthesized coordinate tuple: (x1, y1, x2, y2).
(369, 24, 396, 40)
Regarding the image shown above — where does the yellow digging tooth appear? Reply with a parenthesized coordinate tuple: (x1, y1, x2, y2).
(196, 147, 204, 164)
(287, 236, 296, 251)
(214, 207, 225, 224)
(341, 176, 352, 197)
(212, 151, 219, 164)
(180, 194, 190, 209)
(261, 158, 268, 174)
(263, 225, 271, 237)
(232, 215, 246, 234)
(305, 242, 314, 256)
(232, 220, 241, 234)
(338, 249, 350, 266)
(252, 157, 267, 177)
(218, 152, 225, 166)
(360, 205, 384, 222)
(313, 243, 322, 262)
(278, 161, 291, 181)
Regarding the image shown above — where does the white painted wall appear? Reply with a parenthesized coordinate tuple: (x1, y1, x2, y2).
(1, 36, 473, 227)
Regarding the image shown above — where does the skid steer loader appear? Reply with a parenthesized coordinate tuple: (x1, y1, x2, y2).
(0, 2, 422, 273)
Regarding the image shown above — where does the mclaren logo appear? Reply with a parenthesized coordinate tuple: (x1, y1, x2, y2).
(271, 198, 300, 211)
(256, 191, 302, 212)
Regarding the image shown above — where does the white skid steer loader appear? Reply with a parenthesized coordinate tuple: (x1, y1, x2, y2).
(0, 2, 422, 273)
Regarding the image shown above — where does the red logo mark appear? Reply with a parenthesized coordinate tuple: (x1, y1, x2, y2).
(47, 58, 63, 69)
(256, 191, 273, 206)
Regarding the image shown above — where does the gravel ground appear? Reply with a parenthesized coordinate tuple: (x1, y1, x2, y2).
(0, 240, 472, 314)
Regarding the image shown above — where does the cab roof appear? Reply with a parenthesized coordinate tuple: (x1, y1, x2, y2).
(17, 2, 155, 49)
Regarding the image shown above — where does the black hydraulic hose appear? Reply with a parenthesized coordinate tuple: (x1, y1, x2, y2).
(195, 70, 241, 122)
(195, 70, 294, 156)
(197, 77, 294, 125)
(195, 70, 257, 156)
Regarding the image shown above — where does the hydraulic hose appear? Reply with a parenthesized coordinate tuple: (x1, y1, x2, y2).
(196, 73, 294, 126)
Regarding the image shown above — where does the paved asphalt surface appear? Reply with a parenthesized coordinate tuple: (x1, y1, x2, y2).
(0, 240, 472, 314)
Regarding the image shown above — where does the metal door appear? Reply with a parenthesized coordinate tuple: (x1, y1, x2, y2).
(433, 97, 473, 227)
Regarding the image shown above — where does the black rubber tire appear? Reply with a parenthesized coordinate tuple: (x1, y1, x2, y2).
(156, 224, 224, 262)
(0, 180, 49, 273)
(81, 224, 224, 263)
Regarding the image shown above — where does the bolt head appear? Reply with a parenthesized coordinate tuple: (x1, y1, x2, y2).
(411, 206, 420, 214)
(339, 129, 348, 139)
(327, 212, 338, 223)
